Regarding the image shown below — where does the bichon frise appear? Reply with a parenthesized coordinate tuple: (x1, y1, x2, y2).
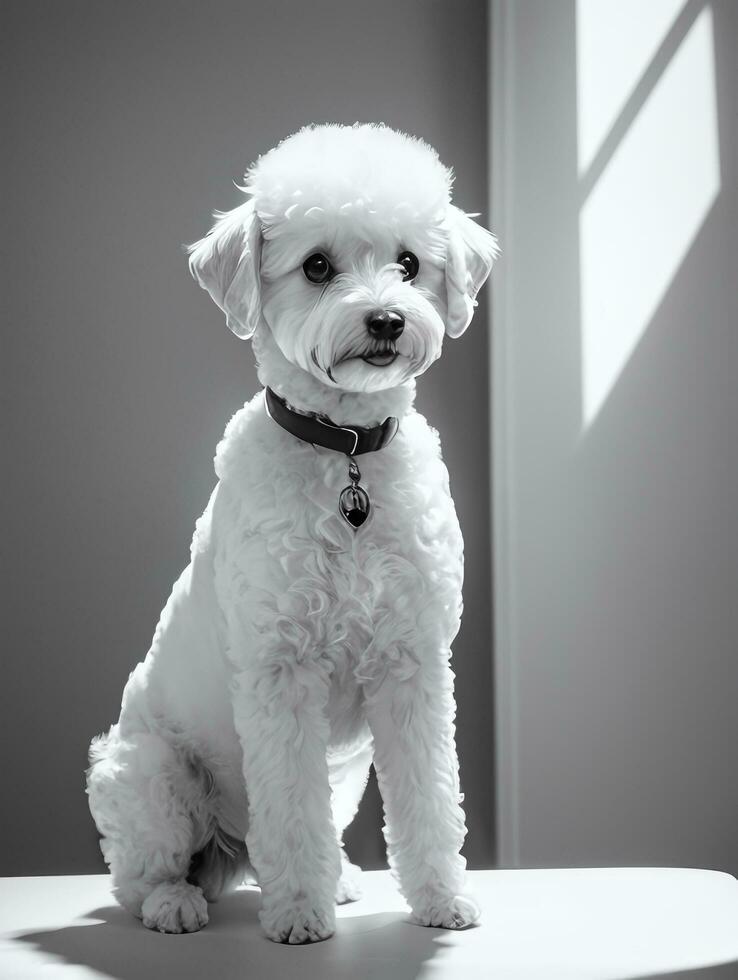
(87, 122, 498, 944)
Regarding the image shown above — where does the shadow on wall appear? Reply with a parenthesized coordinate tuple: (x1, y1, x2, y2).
(577, 0, 721, 431)
(496, 0, 738, 873)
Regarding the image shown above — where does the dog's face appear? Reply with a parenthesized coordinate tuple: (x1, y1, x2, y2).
(189, 125, 498, 394)
(259, 209, 450, 393)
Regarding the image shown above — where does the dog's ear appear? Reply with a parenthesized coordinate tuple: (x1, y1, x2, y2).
(444, 206, 499, 338)
(188, 198, 262, 340)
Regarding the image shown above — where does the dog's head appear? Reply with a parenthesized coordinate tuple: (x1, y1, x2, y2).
(189, 124, 498, 393)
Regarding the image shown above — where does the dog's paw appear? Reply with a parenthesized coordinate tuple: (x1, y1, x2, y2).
(412, 893, 480, 930)
(260, 901, 336, 944)
(336, 854, 363, 904)
(141, 881, 209, 934)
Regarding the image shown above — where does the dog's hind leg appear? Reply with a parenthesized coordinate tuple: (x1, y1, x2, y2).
(328, 737, 373, 903)
(86, 727, 213, 933)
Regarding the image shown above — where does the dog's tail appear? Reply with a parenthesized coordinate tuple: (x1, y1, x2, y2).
(188, 826, 252, 901)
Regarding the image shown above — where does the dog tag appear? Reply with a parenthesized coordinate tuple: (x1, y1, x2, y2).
(339, 458, 371, 529)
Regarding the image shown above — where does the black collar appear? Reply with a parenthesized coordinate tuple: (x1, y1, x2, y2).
(264, 386, 399, 457)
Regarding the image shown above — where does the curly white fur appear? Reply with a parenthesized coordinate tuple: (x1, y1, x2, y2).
(86, 122, 498, 944)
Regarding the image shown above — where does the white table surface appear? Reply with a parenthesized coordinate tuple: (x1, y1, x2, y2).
(2, 868, 738, 979)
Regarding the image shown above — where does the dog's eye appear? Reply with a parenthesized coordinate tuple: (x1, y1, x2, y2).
(397, 251, 420, 282)
(303, 252, 335, 284)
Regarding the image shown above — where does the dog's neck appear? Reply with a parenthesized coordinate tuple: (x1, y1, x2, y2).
(253, 324, 416, 427)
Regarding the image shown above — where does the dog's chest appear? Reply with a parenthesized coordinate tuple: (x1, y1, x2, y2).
(214, 408, 463, 686)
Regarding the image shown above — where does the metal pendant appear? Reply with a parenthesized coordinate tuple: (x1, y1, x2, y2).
(339, 457, 371, 529)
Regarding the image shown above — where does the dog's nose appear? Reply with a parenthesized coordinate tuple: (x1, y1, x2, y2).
(365, 310, 405, 340)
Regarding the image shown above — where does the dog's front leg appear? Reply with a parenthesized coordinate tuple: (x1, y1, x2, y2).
(232, 657, 340, 944)
(365, 654, 480, 929)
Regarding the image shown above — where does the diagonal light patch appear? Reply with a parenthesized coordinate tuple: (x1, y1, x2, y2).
(576, 0, 685, 175)
(579, 5, 720, 430)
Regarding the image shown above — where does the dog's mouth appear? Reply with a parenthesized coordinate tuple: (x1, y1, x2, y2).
(359, 341, 399, 367)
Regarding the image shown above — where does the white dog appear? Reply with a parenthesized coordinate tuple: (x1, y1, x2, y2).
(87, 123, 498, 944)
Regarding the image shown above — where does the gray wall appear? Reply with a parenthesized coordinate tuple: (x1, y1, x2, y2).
(2, 0, 493, 875)
(492, 0, 738, 874)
